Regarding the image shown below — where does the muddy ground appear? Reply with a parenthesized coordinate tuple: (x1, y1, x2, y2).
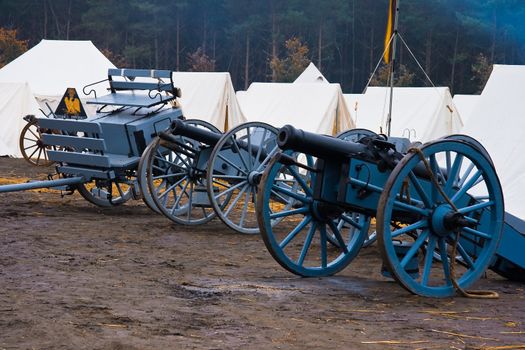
(0, 157, 524, 350)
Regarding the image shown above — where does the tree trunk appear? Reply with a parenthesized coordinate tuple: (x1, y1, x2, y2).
(271, 9, 277, 82)
(369, 27, 374, 74)
(176, 11, 180, 71)
(450, 27, 459, 93)
(244, 34, 250, 90)
(202, 12, 207, 54)
(66, 0, 71, 40)
(43, 0, 48, 38)
(317, 21, 323, 71)
(351, 0, 356, 91)
(47, 0, 61, 38)
(425, 30, 432, 75)
(490, 8, 497, 63)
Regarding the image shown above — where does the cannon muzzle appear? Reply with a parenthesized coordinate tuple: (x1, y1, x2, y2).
(277, 124, 366, 159)
(170, 119, 222, 146)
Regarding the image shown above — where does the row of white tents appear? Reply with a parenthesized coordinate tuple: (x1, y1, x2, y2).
(0, 40, 522, 220)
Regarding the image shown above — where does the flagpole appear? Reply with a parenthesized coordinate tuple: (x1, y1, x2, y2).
(386, 0, 400, 137)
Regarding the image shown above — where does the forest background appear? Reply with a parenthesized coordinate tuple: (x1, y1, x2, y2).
(0, 0, 524, 94)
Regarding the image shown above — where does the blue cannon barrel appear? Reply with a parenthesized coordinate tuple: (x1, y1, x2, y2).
(277, 124, 367, 159)
(169, 119, 222, 146)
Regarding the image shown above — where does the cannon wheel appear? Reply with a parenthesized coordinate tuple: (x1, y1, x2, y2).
(146, 119, 220, 225)
(137, 140, 161, 214)
(19, 118, 54, 166)
(336, 128, 376, 247)
(257, 151, 369, 277)
(377, 139, 504, 297)
(76, 178, 134, 207)
(207, 122, 278, 234)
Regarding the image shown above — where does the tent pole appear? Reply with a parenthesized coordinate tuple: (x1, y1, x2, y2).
(386, 0, 400, 137)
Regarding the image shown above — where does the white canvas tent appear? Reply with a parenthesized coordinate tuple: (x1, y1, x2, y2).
(0, 83, 40, 157)
(0, 39, 115, 115)
(453, 94, 480, 125)
(462, 65, 525, 220)
(343, 87, 463, 142)
(172, 72, 246, 131)
(294, 62, 328, 84)
(237, 82, 354, 135)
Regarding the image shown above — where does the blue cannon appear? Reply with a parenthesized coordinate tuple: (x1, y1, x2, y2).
(256, 125, 525, 297)
(1, 68, 183, 206)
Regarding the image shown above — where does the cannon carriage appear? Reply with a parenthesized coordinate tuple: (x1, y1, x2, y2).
(256, 124, 525, 297)
(138, 118, 306, 234)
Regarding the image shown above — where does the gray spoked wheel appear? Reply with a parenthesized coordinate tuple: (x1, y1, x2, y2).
(138, 140, 161, 214)
(207, 122, 278, 234)
(76, 178, 134, 207)
(146, 119, 220, 225)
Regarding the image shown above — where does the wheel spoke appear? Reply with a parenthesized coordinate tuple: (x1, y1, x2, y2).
(269, 207, 309, 219)
(444, 154, 463, 194)
(408, 171, 431, 208)
(217, 153, 248, 175)
(286, 165, 313, 196)
(215, 180, 247, 199)
(223, 184, 248, 218)
(159, 175, 187, 199)
(457, 162, 475, 188)
(429, 154, 441, 202)
(279, 216, 312, 249)
(438, 238, 452, 285)
(421, 235, 437, 286)
(231, 135, 249, 171)
(297, 223, 316, 266)
(238, 186, 252, 227)
(455, 241, 475, 269)
(319, 224, 328, 268)
(28, 128, 40, 139)
(23, 137, 38, 143)
(393, 200, 429, 216)
(461, 226, 492, 240)
(339, 214, 363, 230)
(271, 183, 309, 203)
(458, 200, 494, 214)
(186, 181, 194, 220)
(400, 230, 429, 268)
(153, 172, 186, 180)
(35, 148, 43, 165)
(391, 219, 427, 239)
(327, 220, 349, 254)
(451, 170, 482, 203)
(253, 128, 268, 168)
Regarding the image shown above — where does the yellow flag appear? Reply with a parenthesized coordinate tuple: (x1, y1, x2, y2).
(383, 0, 397, 64)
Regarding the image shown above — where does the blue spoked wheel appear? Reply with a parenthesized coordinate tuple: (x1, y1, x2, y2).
(257, 152, 370, 277)
(146, 119, 221, 225)
(377, 139, 504, 297)
(207, 122, 278, 234)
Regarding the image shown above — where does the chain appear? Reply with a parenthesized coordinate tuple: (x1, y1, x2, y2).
(408, 147, 498, 299)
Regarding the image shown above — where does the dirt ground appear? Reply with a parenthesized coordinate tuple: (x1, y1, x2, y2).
(0, 157, 524, 350)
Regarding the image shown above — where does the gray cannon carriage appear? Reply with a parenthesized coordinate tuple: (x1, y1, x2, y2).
(0, 68, 183, 206)
(138, 118, 304, 234)
(256, 125, 525, 297)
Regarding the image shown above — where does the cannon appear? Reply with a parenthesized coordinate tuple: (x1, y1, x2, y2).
(1, 68, 183, 206)
(138, 118, 303, 234)
(256, 124, 525, 297)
